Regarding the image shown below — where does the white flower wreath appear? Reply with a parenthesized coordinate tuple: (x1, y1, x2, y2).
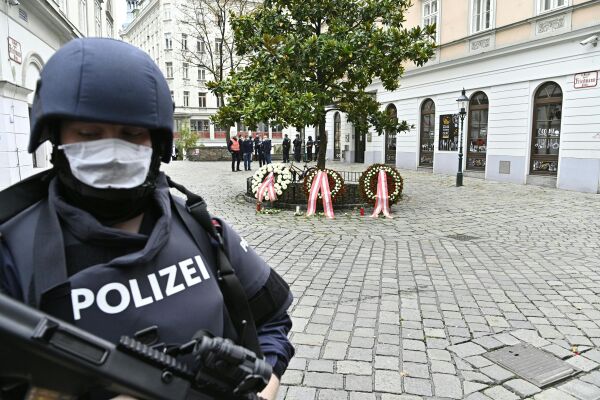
(251, 163, 293, 201)
(359, 164, 403, 205)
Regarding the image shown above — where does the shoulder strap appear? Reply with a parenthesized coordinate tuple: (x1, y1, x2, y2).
(0, 169, 55, 224)
(166, 176, 263, 358)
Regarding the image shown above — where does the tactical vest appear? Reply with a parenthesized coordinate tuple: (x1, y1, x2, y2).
(0, 175, 271, 347)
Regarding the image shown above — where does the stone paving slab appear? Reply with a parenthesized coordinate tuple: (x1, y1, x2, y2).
(163, 161, 600, 400)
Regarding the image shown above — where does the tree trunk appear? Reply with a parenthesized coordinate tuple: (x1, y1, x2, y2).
(316, 113, 327, 170)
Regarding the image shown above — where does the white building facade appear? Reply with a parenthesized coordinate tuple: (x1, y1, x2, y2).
(0, 0, 116, 189)
(121, 0, 294, 149)
(328, 0, 600, 193)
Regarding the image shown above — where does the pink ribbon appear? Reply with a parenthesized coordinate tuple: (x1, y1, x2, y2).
(257, 172, 277, 203)
(371, 170, 392, 218)
(306, 170, 335, 219)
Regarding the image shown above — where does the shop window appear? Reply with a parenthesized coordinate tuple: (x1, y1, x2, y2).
(420, 99, 435, 166)
(530, 82, 562, 175)
(466, 91, 489, 170)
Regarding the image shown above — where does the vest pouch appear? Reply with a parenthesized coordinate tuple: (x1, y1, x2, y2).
(39, 281, 75, 323)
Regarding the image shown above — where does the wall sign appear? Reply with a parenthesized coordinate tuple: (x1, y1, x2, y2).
(438, 114, 459, 151)
(574, 71, 598, 89)
(8, 37, 22, 64)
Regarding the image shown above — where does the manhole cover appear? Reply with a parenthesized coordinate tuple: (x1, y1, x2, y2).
(483, 343, 579, 387)
(447, 234, 478, 241)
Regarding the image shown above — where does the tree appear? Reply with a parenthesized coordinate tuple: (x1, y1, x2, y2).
(210, 0, 436, 169)
(174, 121, 198, 160)
(178, 0, 255, 133)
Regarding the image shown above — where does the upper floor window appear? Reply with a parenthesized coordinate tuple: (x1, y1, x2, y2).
(164, 5, 171, 20)
(215, 38, 223, 54)
(472, 0, 492, 33)
(182, 34, 188, 50)
(197, 40, 205, 54)
(79, 0, 88, 34)
(183, 91, 190, 107)
(166, 62, 173, 78)
(198, 67, 206, 82)
(198, 92, 207, 108)
(422, 0, 438, 27)
(94, 0, 102, 36)
(165, 33, 172, 50)
(106, 18, 113, 37)
(183, 63, 189, 79)
(539, 0, 567, 13)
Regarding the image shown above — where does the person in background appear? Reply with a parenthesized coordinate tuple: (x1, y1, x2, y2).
(253, 133, 261, 162)
(306, 136, 314, 163)
(293, 134, 301, 162)
(262, 134, 272, 165)
(314, 137, 320, 161)
(228, 136, 241, 172)
(282, 134, 291, 163)
(242, 133, 254, 171)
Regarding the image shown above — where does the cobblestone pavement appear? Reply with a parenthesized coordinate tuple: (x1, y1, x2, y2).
(163, 160, 600, 400)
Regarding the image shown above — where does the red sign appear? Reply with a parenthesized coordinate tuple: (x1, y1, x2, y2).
(8, 37, 22, 64)
(574, 71, 598, 89)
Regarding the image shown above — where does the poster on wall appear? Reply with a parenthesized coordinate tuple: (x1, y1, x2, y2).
(438, 114, 458, 151)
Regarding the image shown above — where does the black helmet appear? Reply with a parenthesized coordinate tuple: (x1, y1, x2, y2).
(29, 38, 174, 162)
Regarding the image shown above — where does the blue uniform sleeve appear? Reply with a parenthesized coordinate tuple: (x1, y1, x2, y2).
(258, 310, 295, 379)
(0, 234, 24, 300)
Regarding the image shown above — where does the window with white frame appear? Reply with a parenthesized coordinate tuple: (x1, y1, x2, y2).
(183, 91, 190, 107)
(472, 0, 492, 33)
(95, 0, 102, 36)
(197, 40, 205, 54)
(182, 34, 188, 50)
(165, 33, 172, 50)
(164, 5, 171, 20)
(79, 0, 88, 34)
(183, 63, 189, 79)
(106, 18, 113, 37)
(215, 38, 223, 54)
(166, 62, 173, 78)
(216, 96, 223, 108)
(422, 0, 438, 27)
(539, 0, 566, 13)
(198, 67, 206, 82)
(198, 93, 207, 108)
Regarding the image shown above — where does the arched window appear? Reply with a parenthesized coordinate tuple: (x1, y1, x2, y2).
(334, 112, 342, 160)
(467, 91, 489, 170)
(531, 82, 562, 175)
(420, 99, 435, 166)
(385, 104, 397, 164)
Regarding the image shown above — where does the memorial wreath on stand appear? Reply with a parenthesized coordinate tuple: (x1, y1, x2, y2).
(358, 164, 403, 218)
(252, 164, 293, 210)
(303, 168, 345, 219)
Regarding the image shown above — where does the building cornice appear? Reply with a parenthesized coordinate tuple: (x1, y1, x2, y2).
(121, 0, 159, 36)
(0, 81, 33, 101)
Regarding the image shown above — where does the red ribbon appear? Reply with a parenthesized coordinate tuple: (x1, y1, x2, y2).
(257, 172, 277, 203)
(371, 170, 392, 218)
(306, 170, 334, 219)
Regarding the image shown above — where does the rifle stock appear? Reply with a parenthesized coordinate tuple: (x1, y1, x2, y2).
(0, 293, 228, 400)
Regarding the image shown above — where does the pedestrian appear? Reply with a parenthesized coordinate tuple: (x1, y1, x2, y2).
(0, 38, 293, 400)
(242, 133, 254, 171)
(306, 135, 314, 162)
(256, 135, 265, 167)
(262, 134, 272, 164)
(282, 134, 291, 163)
(314, 137, 320, 161)
(253, 133, 261, 162)
(293, 134, 302, 162)
(228, 135, 241, 172)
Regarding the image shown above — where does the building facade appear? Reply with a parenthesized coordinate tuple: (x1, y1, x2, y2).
(121, 0, 293, 150)
(329, 0, 600, 193)
(0, 0, 116, 189)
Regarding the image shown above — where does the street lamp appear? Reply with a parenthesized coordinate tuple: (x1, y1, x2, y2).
(455, 88, 469, 187)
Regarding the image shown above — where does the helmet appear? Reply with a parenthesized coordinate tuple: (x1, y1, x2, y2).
(29, 38, 174, 162)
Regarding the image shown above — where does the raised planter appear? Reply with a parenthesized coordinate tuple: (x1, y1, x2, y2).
(245, 178, 367, 210)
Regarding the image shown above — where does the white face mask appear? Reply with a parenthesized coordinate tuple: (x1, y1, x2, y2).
(58, 138, 153, 189)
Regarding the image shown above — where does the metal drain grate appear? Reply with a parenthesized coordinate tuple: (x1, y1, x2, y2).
(447, 234, 478, 242)
(484, 343, 579, 387)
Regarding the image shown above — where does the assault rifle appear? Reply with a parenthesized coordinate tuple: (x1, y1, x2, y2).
(0, 293, 271, 400)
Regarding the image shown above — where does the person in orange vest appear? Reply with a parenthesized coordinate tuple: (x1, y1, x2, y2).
(228, 136, 241, 172)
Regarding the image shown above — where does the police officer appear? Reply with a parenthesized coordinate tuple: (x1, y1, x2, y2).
(293, 134, 302, 162)
(0, 38, 293, 400)
(306, 136, 314, 162)
(281, 134, 291, 163)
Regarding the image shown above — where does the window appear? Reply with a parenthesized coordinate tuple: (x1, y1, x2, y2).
(183, 91, 190, 107)
(183, 62, 189, 79)
(191, 119, 210, 132)
(531, 82, 562, 175)
(216, 96, 224, 108)
(165, 33, 172, 50)
(420, 99, 435, 166)
(170, 90, 174, 101)
(166, 62, 173, 78)
(197, 40, 205, 54)
(79, 0, 88, 34)
(198, 92, 207, 108)
(385, 104, 397, 165)
(539, 0, 566, 13)
(472, 0, 492, 33)
(164, 5, 171, 20)
(94, 0, 102, 36)
(198, 67, 206, 82)
(467, 92, 489, 170)
(422, 0, 438, 27)
(215, 38, 223, 54)
(182, 34, 188, 50)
